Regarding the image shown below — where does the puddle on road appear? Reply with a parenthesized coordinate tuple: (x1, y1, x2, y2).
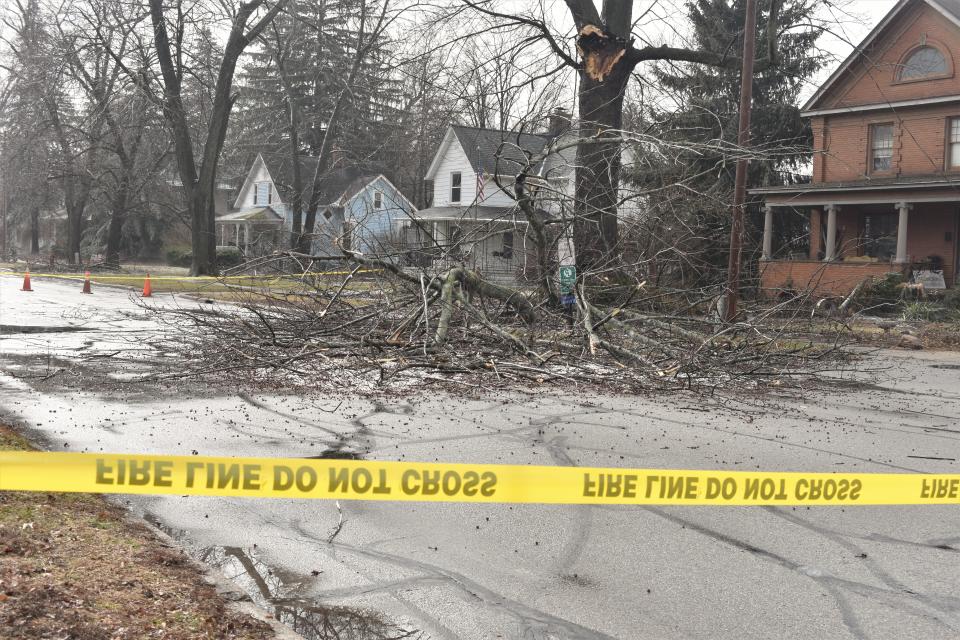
(930, 364, 960, 370)
(307, 448, 362, 460)
(143, 513, 423, 640)
(0, 324, 92, 334)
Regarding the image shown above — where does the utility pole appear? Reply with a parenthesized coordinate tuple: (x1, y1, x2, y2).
(723, 0, 758, 322)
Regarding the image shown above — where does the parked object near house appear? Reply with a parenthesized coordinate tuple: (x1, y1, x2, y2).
(752, 0, 960, 297)
(217, 153, 415, 259)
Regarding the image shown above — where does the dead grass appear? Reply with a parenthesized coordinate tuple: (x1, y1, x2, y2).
(0, 425, 274, 639)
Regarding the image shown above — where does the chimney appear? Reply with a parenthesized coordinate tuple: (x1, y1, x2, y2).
(547, 107, 572, 137)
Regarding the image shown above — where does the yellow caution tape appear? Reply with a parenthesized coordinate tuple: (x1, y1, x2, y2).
(3, 271, 378, 281)
(0, 452, 957, 505)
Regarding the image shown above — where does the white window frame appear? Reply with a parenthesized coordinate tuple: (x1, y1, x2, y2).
(450, 172, 462, 203)
(373, 190, 383, 209)
(870, 124, 894, 173)
(949, 118, 960, 169)
(254, 181, 272, 205)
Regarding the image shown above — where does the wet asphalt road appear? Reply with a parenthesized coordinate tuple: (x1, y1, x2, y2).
(2, 274, 960, 639)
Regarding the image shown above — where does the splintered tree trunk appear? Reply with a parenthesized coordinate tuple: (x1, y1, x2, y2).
(572, 65, 630, 275)
(570, 3, 634, 276)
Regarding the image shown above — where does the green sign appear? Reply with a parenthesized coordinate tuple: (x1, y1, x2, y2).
(558, 265, 576, 294)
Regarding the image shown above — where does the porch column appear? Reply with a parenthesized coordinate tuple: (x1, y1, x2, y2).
(894, 202, 911, 264)
(761, 206, 774, 260)
(244, 223, 250, 255)
(809, 208, 822, 259)
(824, 204, 839, 261)
(235, 224, 240, 247)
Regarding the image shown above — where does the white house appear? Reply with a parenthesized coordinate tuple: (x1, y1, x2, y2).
(219, 153, 415, 257)
(407, 123, 568, 280)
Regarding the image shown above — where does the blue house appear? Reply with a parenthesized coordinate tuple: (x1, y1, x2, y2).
(217, 153, 415, 258)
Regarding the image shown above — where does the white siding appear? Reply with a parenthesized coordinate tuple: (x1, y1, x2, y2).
(431, 138, 516, 208)
(235, 158, 284, 210)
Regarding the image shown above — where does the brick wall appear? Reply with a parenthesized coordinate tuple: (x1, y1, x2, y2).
(821, 2, 960, 110)
(905, 203, 956, 281)
(816, 104, 960, 182)
(759, 260, 907, 297)
(810, 2, 960, 183)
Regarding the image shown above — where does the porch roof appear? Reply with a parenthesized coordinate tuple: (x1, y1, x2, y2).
(411, 206, 529, 223)
(750, 175, 960, 206)
(215, 206, 284, 224)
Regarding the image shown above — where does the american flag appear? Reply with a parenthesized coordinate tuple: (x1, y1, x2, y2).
(476, 167, 485, 201)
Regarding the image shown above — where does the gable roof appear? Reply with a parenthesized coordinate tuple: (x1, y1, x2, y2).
(451, 125, 551, 175)
(244, 153, 381, 208)
(425, 125, 551, 180)
(803, 0, 960, 114)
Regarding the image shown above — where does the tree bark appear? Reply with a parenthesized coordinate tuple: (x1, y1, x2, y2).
(105, 181, 130, 267)
(572, 65, 631, 274)
(30, 207, 39, 255)
(146, 0, 289, 275)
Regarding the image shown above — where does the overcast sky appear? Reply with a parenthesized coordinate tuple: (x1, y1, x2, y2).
(804, 0, 900, 97)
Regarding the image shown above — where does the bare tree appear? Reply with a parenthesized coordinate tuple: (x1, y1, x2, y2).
(105, 0, 290, 274)
(455, 0, 784, 276)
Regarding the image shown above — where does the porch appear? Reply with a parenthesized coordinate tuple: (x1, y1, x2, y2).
(399, 207, 529, 283)
(214, 207, 286, 258)
(752, 180, 960, 298)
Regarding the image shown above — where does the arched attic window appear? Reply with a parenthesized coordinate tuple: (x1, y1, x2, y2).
(897, 45, 949, 81)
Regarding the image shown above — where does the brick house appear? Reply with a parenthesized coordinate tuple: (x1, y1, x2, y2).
(752, 0, 960, 296)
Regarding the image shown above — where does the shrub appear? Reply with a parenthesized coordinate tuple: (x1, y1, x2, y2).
(857, 272, 905, 313)
(165, 246, 244, 269)
(902, 302, 951, 322)
(943, 288, 960, 311)
(216, 247, 243, 268)
(165, 247, 192, 268)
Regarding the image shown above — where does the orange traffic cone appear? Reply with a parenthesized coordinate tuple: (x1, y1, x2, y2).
(81, 271, 92, 294)
(21, 269, 33, 292)
(142, 273, 152, 297)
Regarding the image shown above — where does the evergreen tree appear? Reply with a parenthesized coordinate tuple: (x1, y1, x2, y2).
(631, 0, 826, 282)
(237, 0, 402, 163)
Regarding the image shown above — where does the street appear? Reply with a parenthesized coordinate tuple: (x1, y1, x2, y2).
(2, 275, 960, 639)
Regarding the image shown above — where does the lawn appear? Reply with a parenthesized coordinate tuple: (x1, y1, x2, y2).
(0, 425, 275, 639)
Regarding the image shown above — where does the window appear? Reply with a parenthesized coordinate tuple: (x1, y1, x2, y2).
(254, 182, 271, 205)
(373, 191, 383, 209)
(870, 124, 894, 172)
(898, 46, 948, 81)
(450, 172, 462, 203)
(862, 213, 897, 260)
(950, 118, 960, 169)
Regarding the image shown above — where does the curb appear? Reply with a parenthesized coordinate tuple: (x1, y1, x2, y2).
(131, 510, 306, 640)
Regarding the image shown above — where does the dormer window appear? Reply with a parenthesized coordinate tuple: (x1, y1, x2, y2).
(254, 182, 272, 205)
(897, 46, 948, 81)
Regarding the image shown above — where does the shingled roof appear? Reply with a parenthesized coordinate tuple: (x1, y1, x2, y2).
(260, 155, 377, 206)
(937, 0, 960, 20)
(449, 125, 551, 175)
